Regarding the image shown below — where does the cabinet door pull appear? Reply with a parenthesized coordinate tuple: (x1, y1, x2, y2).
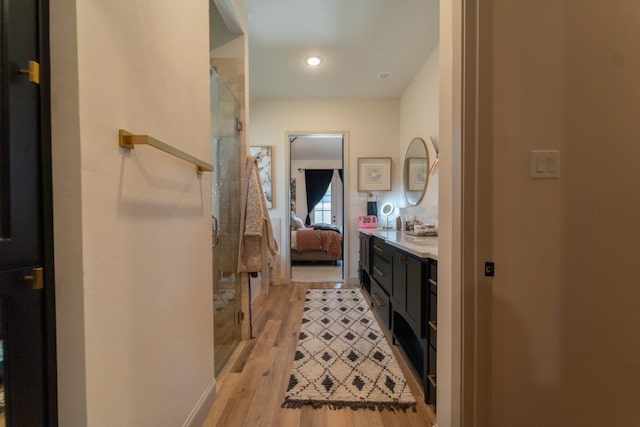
(371, 292, 384, 307)
(429, 278, 437, 287)
(373, 244, 385, 252)
(427, 375, 437, 387)
(428, 321, 437, 331)
(373, 266, 385, 277)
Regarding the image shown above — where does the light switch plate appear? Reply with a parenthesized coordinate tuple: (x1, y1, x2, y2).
(530, 150, 560, 179)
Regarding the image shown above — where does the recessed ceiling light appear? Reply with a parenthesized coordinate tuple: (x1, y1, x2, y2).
(306, 56, 323, 66)
(377, 71, 391, 80)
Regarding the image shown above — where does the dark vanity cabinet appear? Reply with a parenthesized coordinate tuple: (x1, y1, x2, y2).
(358, 231, 438, 408)
(425, 259, 437, 406)
(370, 236, 393, 329)
(358, 233, 372, 294)
(392, 250, 424, 334)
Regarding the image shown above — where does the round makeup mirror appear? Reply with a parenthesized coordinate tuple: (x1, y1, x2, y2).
(380, 202, 394, 229)
(380, 202, 394, 216)
(403, 137, 430, 206)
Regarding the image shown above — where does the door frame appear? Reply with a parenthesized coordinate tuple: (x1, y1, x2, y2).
(456, 0, 490, 425)
(283, 131, 349, 284)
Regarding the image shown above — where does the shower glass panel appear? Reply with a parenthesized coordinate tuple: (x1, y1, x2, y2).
(211, 68, 242, 376)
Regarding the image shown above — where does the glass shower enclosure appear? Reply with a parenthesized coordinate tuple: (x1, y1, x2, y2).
(210, 67, 242, 375)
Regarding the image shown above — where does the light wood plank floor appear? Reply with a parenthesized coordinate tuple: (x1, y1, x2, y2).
(291, 264, 343, 283)
(203, 282, 437, 427)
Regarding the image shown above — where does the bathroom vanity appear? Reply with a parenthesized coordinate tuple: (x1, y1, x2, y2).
(358, 229, 438, 407)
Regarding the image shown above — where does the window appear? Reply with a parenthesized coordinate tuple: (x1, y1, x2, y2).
(313, 184, 331, 224)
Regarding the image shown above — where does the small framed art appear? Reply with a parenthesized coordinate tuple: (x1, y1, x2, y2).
(357, 157, 391, 191)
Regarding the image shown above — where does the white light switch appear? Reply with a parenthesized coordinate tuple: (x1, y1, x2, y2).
(530, 150, 560, 179)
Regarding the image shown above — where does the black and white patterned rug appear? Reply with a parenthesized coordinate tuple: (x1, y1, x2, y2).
(282, 288, 416, 412)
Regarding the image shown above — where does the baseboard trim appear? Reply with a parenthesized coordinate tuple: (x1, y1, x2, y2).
(182, 377, 217, 427)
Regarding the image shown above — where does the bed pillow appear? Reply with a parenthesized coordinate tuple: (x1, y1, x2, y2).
(292, 216, 305, 230)
(312, 223, 341, 233)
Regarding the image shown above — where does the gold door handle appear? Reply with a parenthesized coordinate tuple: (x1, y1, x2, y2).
(19, 60, 40, 84)
(373, 266, 385, 277)
(24, 267, 44, 290)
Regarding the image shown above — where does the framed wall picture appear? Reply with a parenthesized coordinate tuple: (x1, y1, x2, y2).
(407, 157, 427, 191)
(249, 146, 273, 209)
(358, 157, 391, 191)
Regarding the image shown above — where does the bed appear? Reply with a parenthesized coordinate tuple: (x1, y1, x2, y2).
(291, 224, 343, 264)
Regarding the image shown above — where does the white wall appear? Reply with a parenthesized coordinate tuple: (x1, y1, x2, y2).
(51, 1, 215, 425)
(399, 45, 440, 222)
(250, 99, 400, 282)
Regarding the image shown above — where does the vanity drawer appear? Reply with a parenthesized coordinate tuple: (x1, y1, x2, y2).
(371, 237, 393, 262)
(372, 253, 392, 295)
(429, 259, 438, 282)
(429, 289, 437, 322)
(370, 279, 390, 330)
(428, 321, 437, 348)
(424, 342, 437, 405)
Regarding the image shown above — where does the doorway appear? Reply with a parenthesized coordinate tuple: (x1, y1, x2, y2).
(288, 133, 345, 283)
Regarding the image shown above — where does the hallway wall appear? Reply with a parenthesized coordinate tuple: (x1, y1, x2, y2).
(399, 44, 440, 221)
(51, 0, 214, 425)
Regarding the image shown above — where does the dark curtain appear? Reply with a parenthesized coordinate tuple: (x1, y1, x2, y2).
(338, 169, 343, 182)
(304, 169, 334, 225)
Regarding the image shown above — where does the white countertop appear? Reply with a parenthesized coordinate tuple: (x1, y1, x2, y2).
(358, 229, 438, 260)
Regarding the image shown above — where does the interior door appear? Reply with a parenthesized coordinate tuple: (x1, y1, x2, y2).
(0, 0, 52, 424)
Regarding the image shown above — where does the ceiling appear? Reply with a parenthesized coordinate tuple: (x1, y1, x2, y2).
(290, 135, 343, 161)
(244, 0, 439, 100)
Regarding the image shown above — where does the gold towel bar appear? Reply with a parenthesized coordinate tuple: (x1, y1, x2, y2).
(119, 129, 213, 173)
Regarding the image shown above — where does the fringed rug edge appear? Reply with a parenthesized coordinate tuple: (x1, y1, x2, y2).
(281, 398, 417, 413)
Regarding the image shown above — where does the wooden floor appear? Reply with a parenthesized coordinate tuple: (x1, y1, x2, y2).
(203, 282, 437, 427)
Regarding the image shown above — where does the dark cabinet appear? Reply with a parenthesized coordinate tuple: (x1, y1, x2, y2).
(359, 233, 372, 295)
(370, 278, 390, 329)
(425, 258, 438, 406)
(392, 250, 424, 336)
(358, 232, 438, 408)
(389, 246, 438, 409)
(371, 237, 393, 295)
(359, 233, 371, 275)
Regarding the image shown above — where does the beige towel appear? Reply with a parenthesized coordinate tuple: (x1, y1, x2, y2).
(237, 156, 279, 272)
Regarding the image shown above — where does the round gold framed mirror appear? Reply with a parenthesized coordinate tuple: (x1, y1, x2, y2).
(403, 137, 430, 206)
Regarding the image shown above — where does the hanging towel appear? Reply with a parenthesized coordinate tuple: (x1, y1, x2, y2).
(237, 156, 279, 273)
